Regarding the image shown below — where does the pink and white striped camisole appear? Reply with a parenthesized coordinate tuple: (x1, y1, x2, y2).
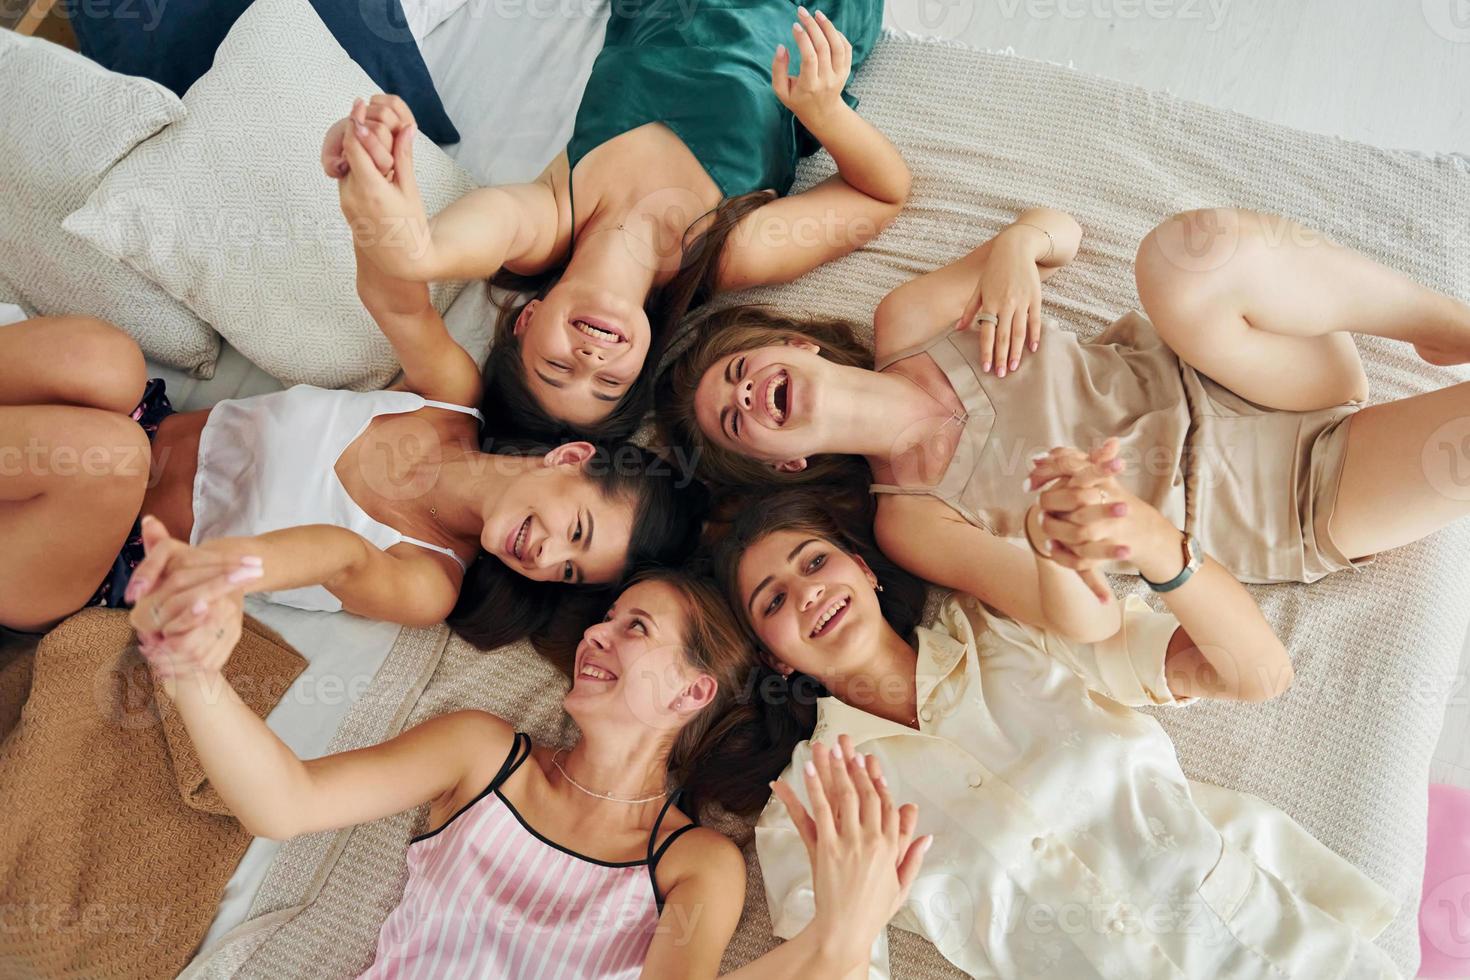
(358, 732, 697, 980)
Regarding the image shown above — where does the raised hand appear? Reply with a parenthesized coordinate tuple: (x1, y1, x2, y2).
(126, 516, 262, 678)
(769, 734, 931, 963)
(771, 7, 854, 126)
(322, 95, 414, 180)
(955, 226, 1045, 378)
(337, 113, 434, 279)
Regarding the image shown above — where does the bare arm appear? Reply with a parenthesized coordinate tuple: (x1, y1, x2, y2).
(876, 497, 1122, 643)
(716, 8, 911, 292)
(1030, 450, 1292, 702)
(351, 238, 481, 406)
(873, 207, 1081, 374)
(332, 97, 565, 283)
(129, 520, 461, 629)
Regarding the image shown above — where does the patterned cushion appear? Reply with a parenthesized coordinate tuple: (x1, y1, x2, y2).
(0, 30, 221, 378)
(62, 0, 479, 391)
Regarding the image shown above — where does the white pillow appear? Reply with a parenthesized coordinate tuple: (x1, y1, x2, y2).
(0, 30, 221, 377)
(63, 0, 479, 391)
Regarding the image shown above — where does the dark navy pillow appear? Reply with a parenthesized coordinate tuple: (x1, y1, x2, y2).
(66, 0, 460, 144)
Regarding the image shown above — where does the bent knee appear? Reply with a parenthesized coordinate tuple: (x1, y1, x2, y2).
(51, 316, 147, 413)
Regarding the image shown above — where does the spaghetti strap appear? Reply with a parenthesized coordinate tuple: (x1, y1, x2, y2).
(646, 788, 699, 911)
(397, 534, 469, 571)
(419, 398, 485, 423)
(409, 731, 533, 844)
(874, 328, 953, 372)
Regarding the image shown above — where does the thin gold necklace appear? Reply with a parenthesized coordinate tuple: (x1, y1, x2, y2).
(552, 750, 669, 805)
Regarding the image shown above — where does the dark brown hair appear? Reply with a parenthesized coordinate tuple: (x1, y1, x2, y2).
(446, 444, 709, 652)
(656, 304, 876, 488)
(481, 191, 776, 446)
(706, 487, 928, 802)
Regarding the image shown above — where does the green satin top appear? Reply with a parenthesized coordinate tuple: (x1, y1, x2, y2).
(568, 0, 882, 200)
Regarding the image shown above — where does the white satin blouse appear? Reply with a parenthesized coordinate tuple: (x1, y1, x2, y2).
(755, 594, 1400, 979)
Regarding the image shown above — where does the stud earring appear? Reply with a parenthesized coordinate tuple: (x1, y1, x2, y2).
(874, 582, 884, 592)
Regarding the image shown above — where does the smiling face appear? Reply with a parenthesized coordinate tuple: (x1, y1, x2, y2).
(565, 579, 715, 732)
(481, 447, 637, 585)
(735, 528, 885, 682)
(517, 279, 653, 428)
(693, 340, 841, 473)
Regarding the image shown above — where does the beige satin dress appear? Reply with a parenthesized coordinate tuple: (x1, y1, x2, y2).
(869, 314, 1364, 584)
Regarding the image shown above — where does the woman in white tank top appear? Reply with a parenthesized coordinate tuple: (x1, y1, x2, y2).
(130, 537, 933, 979)
(0, 205, 705, 639)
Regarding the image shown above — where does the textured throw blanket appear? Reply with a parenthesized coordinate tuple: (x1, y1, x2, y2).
(187, 32, 1470, 980)
(0, 609, 306, 980)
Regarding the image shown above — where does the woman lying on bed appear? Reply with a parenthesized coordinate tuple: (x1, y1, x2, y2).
(323, 0, 907, 444)
(715, 485, 1404, 978)
(130, 522, 931, 979)
(0, 301, 702, 643)
(665, 206, 1470, 642)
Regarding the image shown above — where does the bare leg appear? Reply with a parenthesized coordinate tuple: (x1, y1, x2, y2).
(0, 315, 147, 412)
(1136, 208, 1470, 411)
(1329, 382, 1470, 561)
(0, 406, 152, 631)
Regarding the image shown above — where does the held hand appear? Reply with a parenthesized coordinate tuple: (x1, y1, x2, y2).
(1024, 441, 1186, 598)
(771, 7, 853, 127)
(337, 118, 433, 277)
(127, 517, 260, 678)
(769, 735, 931, 964)
(955, 227, 1044, 378)
(322, 97, 404, 179)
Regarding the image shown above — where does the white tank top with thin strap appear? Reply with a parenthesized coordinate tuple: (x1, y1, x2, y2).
(189, 384, 485, 613)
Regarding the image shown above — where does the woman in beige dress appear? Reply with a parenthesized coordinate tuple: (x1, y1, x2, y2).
(662, 206, 1470, 642)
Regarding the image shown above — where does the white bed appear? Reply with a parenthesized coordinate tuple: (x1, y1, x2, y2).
(135, 6, 1470, 977)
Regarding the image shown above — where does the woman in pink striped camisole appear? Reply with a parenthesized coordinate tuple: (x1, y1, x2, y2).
(131, 521, 932, 979)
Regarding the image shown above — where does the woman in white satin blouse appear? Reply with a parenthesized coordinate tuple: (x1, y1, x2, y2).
(713, 465, 1401, 980)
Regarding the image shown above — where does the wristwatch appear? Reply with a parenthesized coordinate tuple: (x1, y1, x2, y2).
(1141, 535, 1202, 593)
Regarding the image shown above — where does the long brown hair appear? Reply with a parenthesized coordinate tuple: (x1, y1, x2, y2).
(707, 487, 928, 795)
(543, 566, 780, 816)
(657, 304, 876, 488)
(481, 191, 776, 446)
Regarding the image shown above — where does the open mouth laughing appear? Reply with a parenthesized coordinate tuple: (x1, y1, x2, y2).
(809, 595, 850, 638)
(763, 369, 790, 426)
(577, 660, 619, 683)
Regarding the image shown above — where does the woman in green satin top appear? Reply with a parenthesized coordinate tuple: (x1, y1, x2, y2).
(325, 0, 907, 445)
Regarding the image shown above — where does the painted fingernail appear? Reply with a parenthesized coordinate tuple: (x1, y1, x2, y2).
(1010, 359, 1019, 371)
(192, 599, 208, 615)
(228, 567, 265, 585)
(815, 8, 827, 17)
(239, 555, 264, 567)
(982, 361, 992, 373)
(1110, 503, 1127, 517)
(921, 835, 935, 853)
(875, 774, 887, 787)
(852, 752, 865, 767)
(355, 123, 369, 137)
(830, 745, 843, 762)
(997, 367, 1007, 379)
(1115, 546, 1131, 559)
(1031, 341, 1039, 351)
(776, 42, 786, 56)
(804, 760, 817, 777)
(1108, 459, 1124, 472)
(1021, 479, 1033, 493)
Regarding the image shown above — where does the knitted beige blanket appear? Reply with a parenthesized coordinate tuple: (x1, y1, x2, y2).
(187, 31, 1470, 979)
(0, 610, 305, 980)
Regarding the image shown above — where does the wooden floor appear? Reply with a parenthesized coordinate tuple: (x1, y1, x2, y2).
(881, 0, 1470, 801)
